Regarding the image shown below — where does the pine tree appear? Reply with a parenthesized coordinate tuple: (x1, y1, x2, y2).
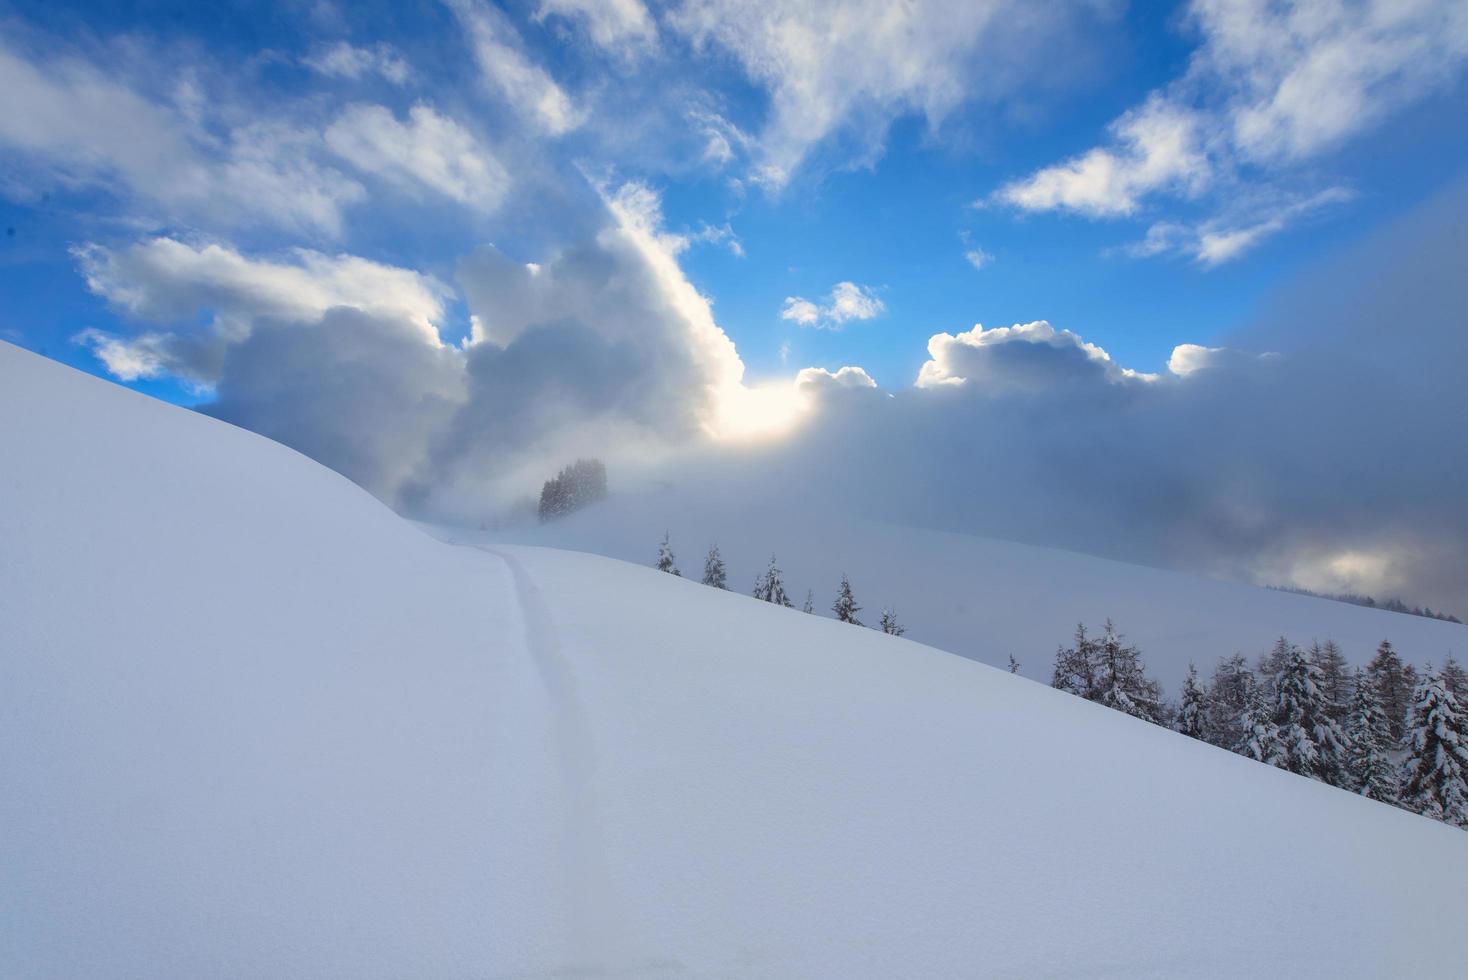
(701, 544, 727, 589)
(1007, 655, 1021, 675)
(752, 554, 792, 607)
(655, 532, 681, 576)
(1256, 636, 1292, 698)
(1092, 619, 1163, 724)
(878, 608, 904, 636)
(1236, 677, 1284, 768)
(1402, 661, 1420, 715)
(1271, 641, 1348, 785)
(1051, 624, 1098, 699)
(831, 574, 863, 626)
(1441, 653, 1468, 702)
(802, 589, 815, 614)
(1205, 654, 1254, 750)
(1399, 671, 1468, 828)
(1345, 666, 1398, 804)
(1309, 639, 1352, 723)
(1176, 663, 1209, 742)
(1367, 640, 1412, 742)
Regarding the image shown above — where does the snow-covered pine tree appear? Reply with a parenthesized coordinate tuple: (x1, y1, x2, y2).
(1399, 671, 1468, 828)
(1236, 678, 1285, 768)
(878, 608, 904, 636)
(802, 590, 814, 614)
(1271, 641, 1348, 786)
(1345, 666, 1398, 804)
(1257, 635, 1292, 697)
(752, 555, 792, 606)
(1092, 619, 1164, 724)
(701, 544, 727, 589)
(1205, 654, 1254, 750)
(1367, 640, 1412, 742)
(1442, 654, 1468, 702)
(1051, 623, 1098, 699)
(1310, 639, 1353, 723)
(1402, 661, 1420, 715)
(831, 574, 863, 626)
(656, 532, 681, 576)
(1008, 655, 1021, 675)
(1176, 663, 1209, 742)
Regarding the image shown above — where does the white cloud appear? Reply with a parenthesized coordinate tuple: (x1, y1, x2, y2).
(915, 320, 1147, 392)
(993, 96, 1210, 218)
(0, 40, 363, 238)
(407, 179, 807, 510)
(325, 103, 510, 213)
(993, 0, 1468, 238)
(75, 237, 449, 387)
(72, 328, 172, 382)
(446, 0, 583, 136)
(75, 181, 768, 499)
(779, 297, 821, 326)
(535, 0, 657, 56)
(668, 0, 1101, 188)
(1199, 0, 1468, 163)
(781, 281, 885, 329)
(795, 364, 878, 394)
(1166, 343, 1224, 378)
(1166, 343, 1278, 377)
(964, 247, 993, 270)
(302, 41, 411, 84)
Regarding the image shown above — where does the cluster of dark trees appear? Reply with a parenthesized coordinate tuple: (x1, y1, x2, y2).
(1052, 623, 1468, 830)
(537, 459, 607, 523)
(1269, 585, 1462, 624)
(654, 534, 907, 636)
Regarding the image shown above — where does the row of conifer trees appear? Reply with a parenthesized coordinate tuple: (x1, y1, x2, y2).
(654, 533, 907, 635)
(1051, 622, 1468, 830)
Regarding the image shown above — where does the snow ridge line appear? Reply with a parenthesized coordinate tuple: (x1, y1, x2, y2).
(472, 545, 635, 970)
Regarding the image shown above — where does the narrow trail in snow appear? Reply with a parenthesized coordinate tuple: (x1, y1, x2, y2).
(472, 545, 637, 973)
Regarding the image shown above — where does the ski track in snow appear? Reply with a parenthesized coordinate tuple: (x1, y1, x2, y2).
(474, 545, 640, 975)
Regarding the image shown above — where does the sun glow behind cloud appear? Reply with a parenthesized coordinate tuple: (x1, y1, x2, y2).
(709, 379, 809, 442)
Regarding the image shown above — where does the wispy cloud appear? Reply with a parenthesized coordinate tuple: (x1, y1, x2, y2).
(446, 0, 582, 136)
(535, 0, 657, 59)
(302, 41, 411, 84)
(325, 103, 510, 213)
(991, 0, 1468, 259)
(1121, 187, 1356, 266)
(0, 39, 363, 238)
(669, 0, 1108, 189)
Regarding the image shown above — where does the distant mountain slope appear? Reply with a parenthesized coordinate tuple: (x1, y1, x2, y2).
(3, 340, 1467, 978)
(466, 492, 1465, 691)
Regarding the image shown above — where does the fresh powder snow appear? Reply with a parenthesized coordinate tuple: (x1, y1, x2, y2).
(4, 339, 1468, 978)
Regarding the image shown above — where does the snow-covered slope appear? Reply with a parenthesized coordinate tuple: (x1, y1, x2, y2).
(3, 339, 1467, 979)
(462, 493, 1465, 691)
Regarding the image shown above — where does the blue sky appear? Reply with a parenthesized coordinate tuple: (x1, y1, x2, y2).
(4, 0, 1468, 606)
(4, 0, 1466, 398)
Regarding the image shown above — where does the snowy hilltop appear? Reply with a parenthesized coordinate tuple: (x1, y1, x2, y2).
(4, 339, 1468, 978)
